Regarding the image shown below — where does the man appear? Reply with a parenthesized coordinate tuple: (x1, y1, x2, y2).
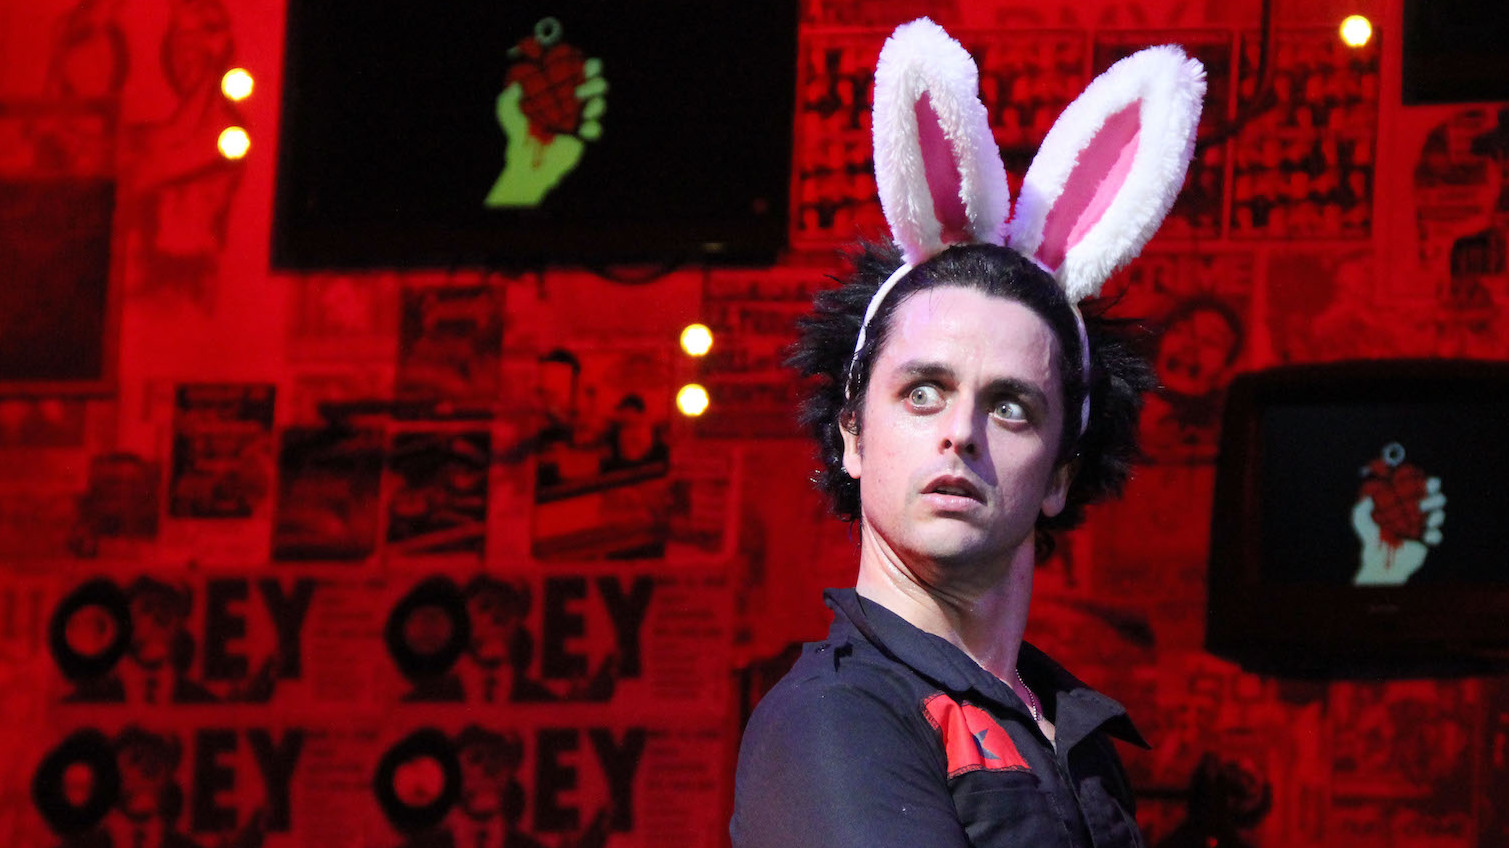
(120, 578, 217, 704)
(732, 243, 1155, 848)
(446, 726, 544, 848)
(459, 575, 612, 703)
(730, 18, 1204, 848)
(443, 725, 609, 848)
(107, 727, 207, 848)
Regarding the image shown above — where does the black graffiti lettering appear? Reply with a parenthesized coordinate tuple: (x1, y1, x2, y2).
(588, 728, 646, 832)
(189, 728, 303, 834)
(258, 578, 316, 679)
(191, 729, 238, 832)
(533, 728, 580, 832)
(204, 578, 317, 684)
(203, 580, 249, 681)
(247, 728, 303, 832)
(530, 727, 646, 834)
(596, 577, 653, 679)
(542, 577, 588, 679)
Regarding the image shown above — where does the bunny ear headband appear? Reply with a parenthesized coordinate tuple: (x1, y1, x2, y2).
(851, 18, 1206, 431)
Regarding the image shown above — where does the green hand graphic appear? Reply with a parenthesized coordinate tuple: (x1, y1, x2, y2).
(485, 56, 606, 208)
(1351, 477, 1446, 586)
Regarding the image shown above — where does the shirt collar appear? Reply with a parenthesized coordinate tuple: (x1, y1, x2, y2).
(823, 588, 1148, 749)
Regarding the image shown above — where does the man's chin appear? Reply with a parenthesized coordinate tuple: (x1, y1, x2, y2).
(904, 535, 993, 568)
(902, 525, 1026, 569)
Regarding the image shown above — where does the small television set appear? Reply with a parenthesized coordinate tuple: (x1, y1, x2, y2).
(272, 1, 799, 270)
(1402, 0, 1509, 105)
(1206, 360, 1509, 678)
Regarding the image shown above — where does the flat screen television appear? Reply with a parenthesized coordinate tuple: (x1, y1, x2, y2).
(272, 2, 798, 270)
(1402, 0, 1509, 105)
(1207, 359, 1509, 677)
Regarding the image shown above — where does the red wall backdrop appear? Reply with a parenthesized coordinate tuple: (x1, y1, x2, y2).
(2, 0, 1507, 845)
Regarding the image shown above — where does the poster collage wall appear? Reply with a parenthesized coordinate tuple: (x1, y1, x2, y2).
(3, 2, 749, 831)
(3, 270, 745, 848)
(4, 0, 1509, 846)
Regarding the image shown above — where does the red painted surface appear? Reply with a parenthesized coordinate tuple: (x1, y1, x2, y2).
(2, 0, 1506, 845)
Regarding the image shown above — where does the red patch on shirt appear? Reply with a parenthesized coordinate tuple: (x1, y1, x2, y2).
(922, 692, 1030, 779)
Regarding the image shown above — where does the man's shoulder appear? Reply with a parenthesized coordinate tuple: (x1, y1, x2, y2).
(745, 637, 936, 741)
(735, 637, 950, 812)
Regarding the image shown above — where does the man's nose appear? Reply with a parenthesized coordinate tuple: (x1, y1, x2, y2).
(940, 400, 980, 457)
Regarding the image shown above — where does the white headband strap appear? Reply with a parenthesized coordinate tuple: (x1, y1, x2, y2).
(1070, 301, 1091, 435)
(845, 261, 914, 399)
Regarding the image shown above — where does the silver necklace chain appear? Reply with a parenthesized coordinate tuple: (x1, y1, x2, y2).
(1015, 669, 1040, 723)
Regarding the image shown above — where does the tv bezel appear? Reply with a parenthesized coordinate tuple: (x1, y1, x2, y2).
(270, 1, 800, 271)
(1206, 358, 1509, 678)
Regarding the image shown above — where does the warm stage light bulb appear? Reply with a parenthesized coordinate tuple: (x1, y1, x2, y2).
(677, 384, 710, 417)
(222, 68, 254, 101)
(680, 323, 714, 356)
(218, 127, 250, 159)
(1340, 15, 1372, 48)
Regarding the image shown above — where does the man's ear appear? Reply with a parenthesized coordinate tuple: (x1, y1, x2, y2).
(1041, 458, 1076, 518)
(840, 412, 862, 480)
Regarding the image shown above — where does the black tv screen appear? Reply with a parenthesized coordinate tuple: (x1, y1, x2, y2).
(273, 2, 798, 269)
(1207, 360, 1509, 677)
(1402, 0, 1509, 105)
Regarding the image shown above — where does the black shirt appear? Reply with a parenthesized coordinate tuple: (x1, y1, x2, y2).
(731, 589, 1147, 848)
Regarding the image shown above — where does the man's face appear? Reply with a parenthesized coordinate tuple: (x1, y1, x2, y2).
(1157, 307, 1237, 397)
(842, 287, 1070, 571)
(458, 744, 511, 817)
(467, 592, 517, 661)
(117, 744, 170, 816)
(129, 592, 183, 665)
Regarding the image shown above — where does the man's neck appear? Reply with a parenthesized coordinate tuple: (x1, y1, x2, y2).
(854, 522, 1034, 682)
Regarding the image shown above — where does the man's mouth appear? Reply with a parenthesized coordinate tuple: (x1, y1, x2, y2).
(924, 476, 984, 502)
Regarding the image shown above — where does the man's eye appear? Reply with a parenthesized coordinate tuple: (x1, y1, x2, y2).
(906, 385, 942, 410)
(994, 399, 1028, 422)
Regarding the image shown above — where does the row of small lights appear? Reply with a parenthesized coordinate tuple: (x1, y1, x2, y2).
(214, 11, 1368, 416)
(668, 15, 1369, 420)
(212, 16, 1371, 163)
(216, 58, 720, 415)
(676, 324, 713, 417)
(217, 68, 254, 159)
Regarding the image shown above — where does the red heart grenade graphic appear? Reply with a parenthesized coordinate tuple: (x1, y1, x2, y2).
(1359, 445, 1428, 547)
(505, 21, 587, 139)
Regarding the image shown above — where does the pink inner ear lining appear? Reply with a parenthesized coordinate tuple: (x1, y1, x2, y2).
(1035, 101, 1143, 272)
(915, 93, 971, 246)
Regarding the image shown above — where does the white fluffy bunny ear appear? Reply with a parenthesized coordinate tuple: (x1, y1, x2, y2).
(873, 18, 1009, 265)
(1006, 45, 1206, 302)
